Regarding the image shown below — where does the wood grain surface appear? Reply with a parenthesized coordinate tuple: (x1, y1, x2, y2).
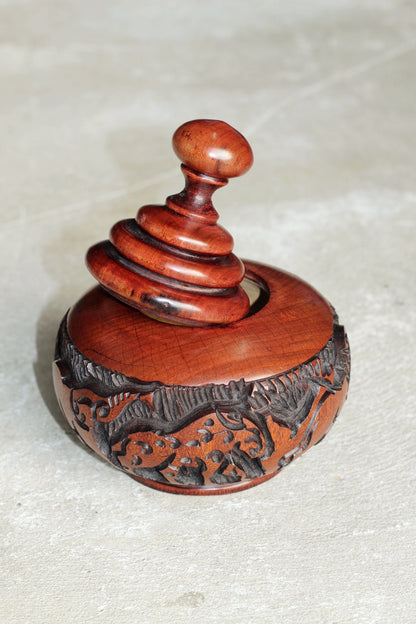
(67, 261, 334, 386)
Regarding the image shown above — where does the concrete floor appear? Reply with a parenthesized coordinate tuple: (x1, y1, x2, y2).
(1, 1, 415, 622)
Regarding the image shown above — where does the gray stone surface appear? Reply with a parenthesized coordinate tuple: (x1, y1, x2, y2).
(1, 1, 415, 622)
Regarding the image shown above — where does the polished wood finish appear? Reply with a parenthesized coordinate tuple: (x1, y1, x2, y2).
(172, 119, 253, 179)
(53, 262, 349, 494)
(66, 263, 334, 387)
(53, 119, 350, 494)
(86, 120, 253, 326)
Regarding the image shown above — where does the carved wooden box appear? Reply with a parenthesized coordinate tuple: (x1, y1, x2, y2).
(53, 120, 350, 494)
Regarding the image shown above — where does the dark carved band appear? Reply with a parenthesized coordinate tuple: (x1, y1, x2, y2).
(54, 314, 350, 489)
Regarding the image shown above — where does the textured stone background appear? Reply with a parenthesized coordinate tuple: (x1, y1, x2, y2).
(1, 1, 415, 622)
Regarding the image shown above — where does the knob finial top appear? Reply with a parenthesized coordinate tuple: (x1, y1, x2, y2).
(172, 119, 253, 179)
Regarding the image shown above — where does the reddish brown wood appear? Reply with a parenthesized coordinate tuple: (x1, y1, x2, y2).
(53, 261, 349, 494)
(53, 119, 350, 495)
(86, 119, 254, 326)
(172, 119, 253, 179)
(65, 262, 334, 387)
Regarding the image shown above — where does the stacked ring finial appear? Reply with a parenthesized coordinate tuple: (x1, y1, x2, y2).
(86, 119, 254, 326)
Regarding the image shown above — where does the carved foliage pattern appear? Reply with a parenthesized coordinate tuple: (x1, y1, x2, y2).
(55, 315, 350, 488)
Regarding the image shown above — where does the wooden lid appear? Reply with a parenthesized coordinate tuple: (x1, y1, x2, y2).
(67, 261, 334, 387)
